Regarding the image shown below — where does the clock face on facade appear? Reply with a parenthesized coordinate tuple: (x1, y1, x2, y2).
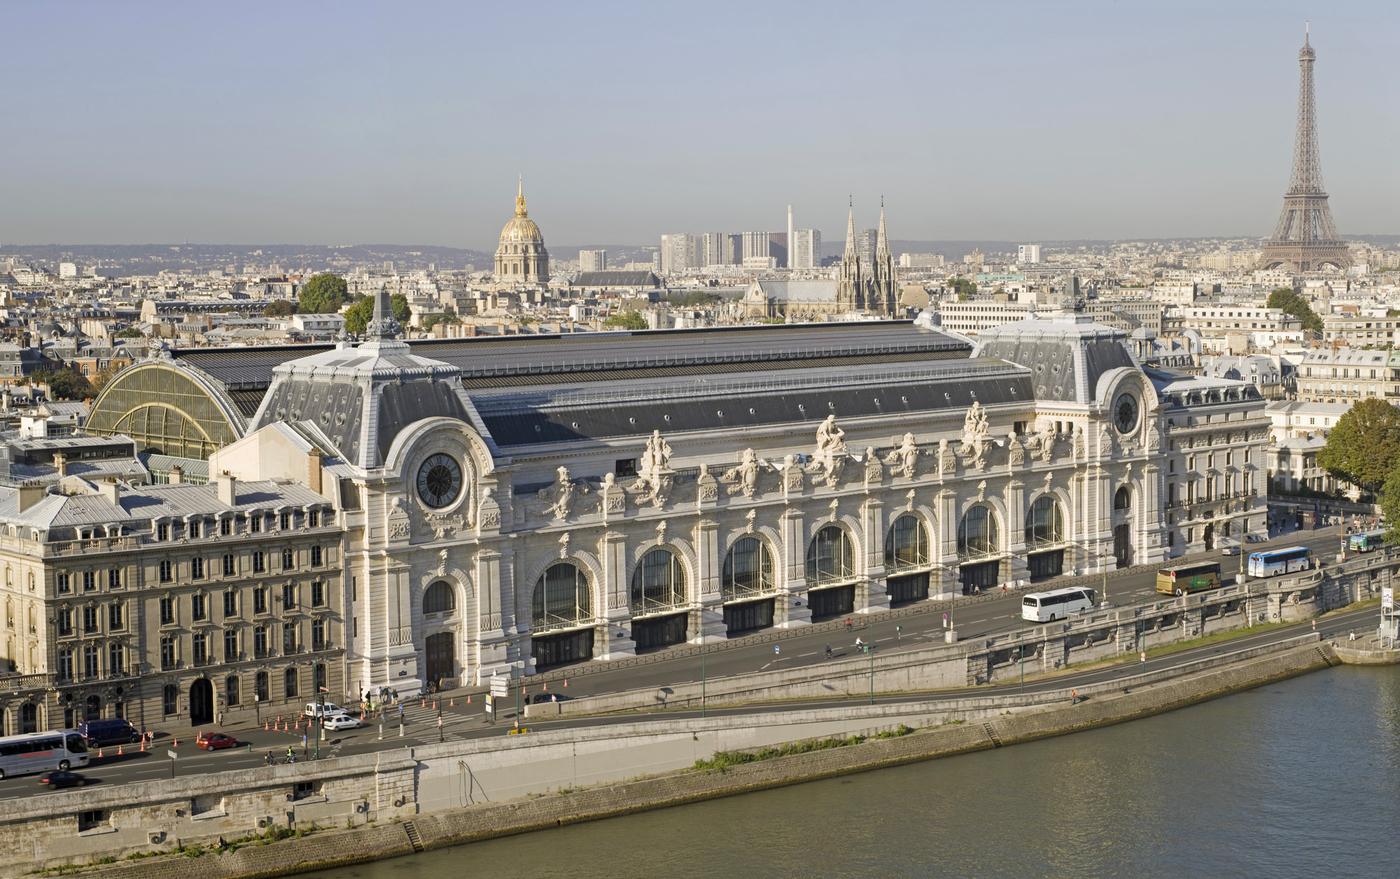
(416, 453, 463, 509)
(1113, 393, 1139, 435)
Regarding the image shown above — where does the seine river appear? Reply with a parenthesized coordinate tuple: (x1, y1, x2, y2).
(306, 667, 1400, 878)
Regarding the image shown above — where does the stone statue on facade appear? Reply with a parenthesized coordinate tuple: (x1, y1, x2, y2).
(883, 432, 920, 478)
(541, 466, 575, 519)
(723, 448, 763, 498)
(635, 429, 674, 507)
(809, 414, 848, 487)
(1007, 430, 1025, 467)
(938, 438, 955, 475)
(958, 401, 991, 470)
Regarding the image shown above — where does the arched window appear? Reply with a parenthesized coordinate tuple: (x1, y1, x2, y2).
(284, 668, 299, 699)
(722, 537, 774, 602)
(84, 694, 101, 721)
(630, 549, 686, 615)
(1114, 485, 1131, 511)
(806, 525, 855, 586)
(532, 562, 591, 633)
(19, 702, 38, 734)
(958, 505, 1000, 558)
(884, 515, 930, 572)
(225, 674, 240, 707)
(1025, 496, 1065, 547)
(423, 581, 455, 615)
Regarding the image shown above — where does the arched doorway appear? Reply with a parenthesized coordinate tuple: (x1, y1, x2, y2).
(1113, 524, 1132, 568)
(189, 678, 214, 725)
(425, 632, 455, 690)
(1203, 522, 1216, 552)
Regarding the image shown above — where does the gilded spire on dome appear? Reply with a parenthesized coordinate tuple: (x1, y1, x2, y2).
(515, 175, 528, 217)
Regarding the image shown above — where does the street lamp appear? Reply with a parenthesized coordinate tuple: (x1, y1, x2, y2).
(864, 642, 877, 705)
(314, 687, 327, 759)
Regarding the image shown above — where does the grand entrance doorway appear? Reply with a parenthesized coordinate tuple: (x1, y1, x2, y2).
(425, 632, 455, 691)
(189, 678, 214, 725)
(1113, 524, 1133, 568)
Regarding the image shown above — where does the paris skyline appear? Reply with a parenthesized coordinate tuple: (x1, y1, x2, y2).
(1, 0, 1397, 247)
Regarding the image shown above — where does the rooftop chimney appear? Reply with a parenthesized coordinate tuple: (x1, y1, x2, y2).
(98, 479, 120, 506)
(168, 464, 183, 485)
(51, 452, 68, 477)
(215, 472, 236, 506)
(17, 483, 46, 512)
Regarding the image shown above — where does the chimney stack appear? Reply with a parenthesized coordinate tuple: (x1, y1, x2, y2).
(215, 472, 236, 506)
(51, 452, 68, 477)
(168, 465, 183, 485)
(17, 483, 45, 512)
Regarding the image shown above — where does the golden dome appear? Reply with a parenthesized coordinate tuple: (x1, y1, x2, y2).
(498, 177, 544, 245)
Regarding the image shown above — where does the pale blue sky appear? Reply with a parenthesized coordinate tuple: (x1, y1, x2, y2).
(1, 0, 1395, 247)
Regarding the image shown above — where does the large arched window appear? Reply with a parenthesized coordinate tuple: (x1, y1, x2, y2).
(884, 515, 929, 572)
(1114, 485, 1131, 512)
(722, 537, 774, 602)
(1025, 496, 1065, 547)
(423, 581, 455, 615)
(806, 525, 855, 586)
(630, 549, 686, 615)
(532, 562, 592, 633)
(957, 505, 1000, 558)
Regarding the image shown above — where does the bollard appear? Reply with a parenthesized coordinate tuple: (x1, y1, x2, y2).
(399, 722, 404, 738)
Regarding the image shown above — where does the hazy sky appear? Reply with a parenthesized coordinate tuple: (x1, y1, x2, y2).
(2, 1, 1396, 248)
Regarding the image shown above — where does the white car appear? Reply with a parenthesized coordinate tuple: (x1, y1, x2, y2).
(321, 713, 362, 731)
(304, 702, 345, 718)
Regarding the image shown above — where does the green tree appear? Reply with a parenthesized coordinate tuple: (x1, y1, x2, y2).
(114, 326, 144, 338)
(1317, 398, 1400, 495)
(1266, 287, 1323, 334)
(263, 299, 297, 317)
(32, 367, 94, 401)
(297, 273, 349, 314)
(603, 310, 648, 330)
(948, 276, 977, 300)
(344, 294, 409, 335)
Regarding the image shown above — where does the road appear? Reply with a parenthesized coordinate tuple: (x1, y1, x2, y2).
(1, 527, 1355, 801)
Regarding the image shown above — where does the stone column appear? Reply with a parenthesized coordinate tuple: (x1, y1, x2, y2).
(777, 508, 811, 627)
(597, 531, 635, 658)
(860, 498, 891, 614)
(473, 548, 515, 682)
(692, 518, 726, 641)
(1139, 464, 1165, 566)
(1004, 480, 1028, 586)
(933, 489, 958, 599)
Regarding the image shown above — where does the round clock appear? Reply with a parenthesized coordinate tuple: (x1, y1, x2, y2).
(1113, 393, 1139, 435)
(416, 453, 463, 509)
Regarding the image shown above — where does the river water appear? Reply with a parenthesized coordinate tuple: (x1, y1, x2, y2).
(305, 667, 1400, 878)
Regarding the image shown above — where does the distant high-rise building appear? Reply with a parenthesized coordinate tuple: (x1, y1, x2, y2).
(1017, 244, 1042, 264)
(58, 262, 78, 279)
(786, 205, 795, 271)
(741, 232, 770, 263)
(792, 229, 822, 270)
(702, 232, 730, 267)
(856, 228, 878, 268)
(768, 232, 788, 269)
(1259, 28, 1350, 272)
(578, 249, 608, 272)
(660, 233, 701, 275)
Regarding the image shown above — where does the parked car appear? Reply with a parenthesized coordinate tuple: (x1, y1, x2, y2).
(303, 702, 346, 719)
(195, 733, 239, 751)
(529, 693, 573, 705)
(77, 718, 141, 747)
(321, 714, 363, 731)
(1222, 546, 1240, 557)
(39, 770, 88, 789)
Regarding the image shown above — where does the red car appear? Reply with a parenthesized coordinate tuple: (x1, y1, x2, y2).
(195, 733, 239, 751)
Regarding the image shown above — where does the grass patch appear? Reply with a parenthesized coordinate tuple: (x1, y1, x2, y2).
(693, 726, 914, 771)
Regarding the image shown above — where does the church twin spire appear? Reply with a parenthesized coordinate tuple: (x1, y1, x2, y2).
(837, 197, 897, 315)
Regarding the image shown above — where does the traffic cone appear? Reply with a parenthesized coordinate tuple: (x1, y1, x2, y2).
(466, 694, 471, 704)
(419, 698, 425, 709)
(139, 736, 146, 753)
(433, 700, 439, 711)
(263, 720, 269, 732)
(172, 737, 178, 748)
(117, 744, 124, 756)
(449, 697, 454, 708)
(563, 678, 568, 688)
(543, 681, 548, 692)
(97, 747, 104, 759)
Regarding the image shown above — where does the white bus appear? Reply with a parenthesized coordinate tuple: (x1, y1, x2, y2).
(1021, 586, 1097, 623)
(0, 730, 90, 779)
(1246, 546, 1312, 578)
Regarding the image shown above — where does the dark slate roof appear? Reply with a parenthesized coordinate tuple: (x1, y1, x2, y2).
(570, 271, 661, 287)
(975, 313, 1136, 403)
(470, 358, 1032, 448)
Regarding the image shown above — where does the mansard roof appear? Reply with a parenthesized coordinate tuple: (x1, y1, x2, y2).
(974, 311, 1139, 404)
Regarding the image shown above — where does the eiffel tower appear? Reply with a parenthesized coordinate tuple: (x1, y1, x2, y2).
(1258, 28, 1351, 272)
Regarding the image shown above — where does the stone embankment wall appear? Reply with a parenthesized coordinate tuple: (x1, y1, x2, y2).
(82, 640, 1337, 879)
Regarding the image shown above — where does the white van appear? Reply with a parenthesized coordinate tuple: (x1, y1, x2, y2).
(303, 702, 347, 719)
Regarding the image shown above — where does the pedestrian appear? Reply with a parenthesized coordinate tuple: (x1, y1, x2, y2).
(398, 703, 405, 722)
(825, 644, 833, 660)
(773, 644, 781, 657)
(845, 617, 853, 632)
(854, 637, 864, 650)
(1071, 688, 1080, 705)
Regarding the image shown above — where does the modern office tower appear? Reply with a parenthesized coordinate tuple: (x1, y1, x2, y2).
(702, 232, 730, 267)
(857, 228, 877, 268)
(768, 232, 788, 269)
(660, 233, 701, 275)
(792, 229, 822, 269)
(787, 205, 794, 269)
(1018, 244, 1042, 264)
(741, 231, 771, 263)
(578, 249, 608, 272)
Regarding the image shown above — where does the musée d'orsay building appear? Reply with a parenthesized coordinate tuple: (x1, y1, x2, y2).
(0, 292, 1269, 731)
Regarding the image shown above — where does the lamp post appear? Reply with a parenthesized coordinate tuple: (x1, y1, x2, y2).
(699, 638, 707, 718)
(865, 642, 877, 705)
(314, 687, 326, 759)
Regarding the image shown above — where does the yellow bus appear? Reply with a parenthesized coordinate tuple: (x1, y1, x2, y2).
(1155, 561, 1222, 596)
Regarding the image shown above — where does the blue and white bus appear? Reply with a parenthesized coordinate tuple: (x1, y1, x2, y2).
(1348, 529, 1388, 553)
(1247, 546, 1313, 578)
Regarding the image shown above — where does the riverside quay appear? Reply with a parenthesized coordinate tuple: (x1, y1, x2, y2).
(0, 302, 1268, 732)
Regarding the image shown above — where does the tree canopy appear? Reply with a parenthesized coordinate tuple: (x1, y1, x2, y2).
(948, 276, 977, 300)
(263, 299, 297, 317)
(32, 367, 94, 401)
(1266, 287, 1323, 334)
(603, 310, 648, 330)
(344, 293, 409, 336)
(297, 273, 349, 314)
(1317, 398, 1400, 495)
